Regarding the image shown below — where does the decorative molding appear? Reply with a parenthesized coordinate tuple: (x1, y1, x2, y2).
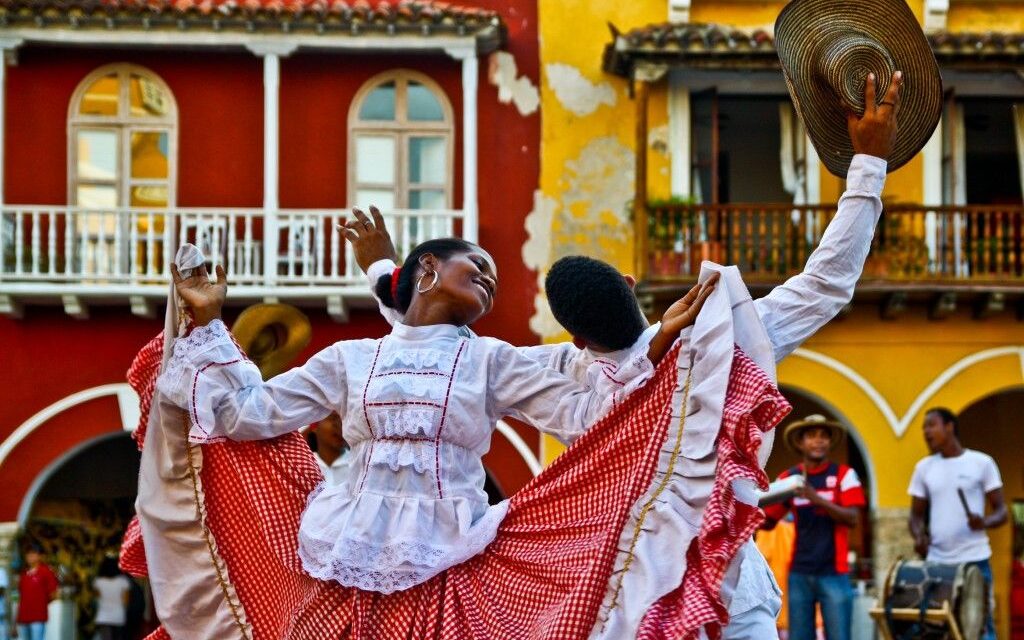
(791, 346, 1024, 438)
(244, 41, 299, 58)
(0, 294, 23, 318)
(61, 294, 88, 319)
(129, 295, 156, 318)
(924, 0, 950, 32)
(495, 420, 542, 476)
(668, 0, 691, 22)
(0, 383, 139, 471)
(326, 295, 348, 323)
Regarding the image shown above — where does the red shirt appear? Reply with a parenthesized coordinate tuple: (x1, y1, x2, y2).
(763, 461, 866, 575)
(17, 564, 58, 623)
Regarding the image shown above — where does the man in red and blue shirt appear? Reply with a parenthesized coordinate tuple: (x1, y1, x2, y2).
(762, 414, 866, 640)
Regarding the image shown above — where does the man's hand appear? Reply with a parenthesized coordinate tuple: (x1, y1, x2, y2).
(914, 533, 930, 558)
(171, 262, 226, 327)
(848, 70, 902, 160)
(340, 206, 399, 273)
(967, 512, 986, 531)
(794, 483, 822, 504)
(646, 272, 719, 364)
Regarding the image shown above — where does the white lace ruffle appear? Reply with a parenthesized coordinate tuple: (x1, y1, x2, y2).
(373, 407, 437, 438)
(377, 348, 454, 372)
(297, 488, 509, 593)
(368, 440, 435, 474)
(373, 376, 448, 402)
(157, 319, 237, 409)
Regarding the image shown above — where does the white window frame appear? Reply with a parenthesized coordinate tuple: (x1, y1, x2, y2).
(67, 63, 179, 208)
(347, 70, 454, 210)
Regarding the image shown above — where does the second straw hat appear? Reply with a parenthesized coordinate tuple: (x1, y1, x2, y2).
(775, 0, 943, 177)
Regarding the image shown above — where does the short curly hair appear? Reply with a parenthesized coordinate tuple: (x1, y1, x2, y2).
(544, 256, 647, 351)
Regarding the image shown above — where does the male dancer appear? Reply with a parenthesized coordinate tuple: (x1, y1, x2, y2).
(346, 71, 900, 637)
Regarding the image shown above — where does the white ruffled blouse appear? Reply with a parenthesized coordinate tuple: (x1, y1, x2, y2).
(156, 319, 652, 593)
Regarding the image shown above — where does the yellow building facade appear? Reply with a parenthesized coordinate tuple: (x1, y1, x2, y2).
(532, 0, 1023, 635)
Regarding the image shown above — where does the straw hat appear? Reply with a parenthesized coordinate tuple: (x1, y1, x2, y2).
(783, 414, 846, 453)
(232, 303, 312, 380)
(775, 0, 943, 177)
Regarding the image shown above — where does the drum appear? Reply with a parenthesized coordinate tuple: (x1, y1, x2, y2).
(881, 560, 986, 640)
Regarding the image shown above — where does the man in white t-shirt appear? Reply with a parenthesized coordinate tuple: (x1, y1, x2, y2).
(908, 407, 1008, 640)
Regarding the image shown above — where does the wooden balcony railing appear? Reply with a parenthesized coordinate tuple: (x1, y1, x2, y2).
(644, 203, 1024, 286)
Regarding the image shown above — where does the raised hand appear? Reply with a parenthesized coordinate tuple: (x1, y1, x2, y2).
(171, 262, 226, 326)
(646, 272, 720, 364)
(848, 70, 902, 160)
(340, 206, 399, 273)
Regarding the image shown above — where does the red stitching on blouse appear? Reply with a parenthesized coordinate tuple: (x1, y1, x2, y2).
(358, 341, 384, 493)
(366, 401, 444, 409)
(190, 359, 245, 437)
(372, 370, 448, 378)
(601, 368, 626, 387)
(374, 436, 433, 443)
(434, 340, 466, 499)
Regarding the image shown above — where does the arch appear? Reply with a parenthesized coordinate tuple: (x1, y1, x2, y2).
(68, 63, 179, 208)
(495, 420, 542, 477)
(347, 69, 455, 211)
(790, 346, 1024, 437)
(776, 383, 880, 508)
(16, 430, 132, 527)
(0, 384, 139, 472)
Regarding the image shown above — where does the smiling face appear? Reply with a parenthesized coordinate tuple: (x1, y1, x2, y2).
(416, 247, 498, 326)
(797, 426, 833, 464)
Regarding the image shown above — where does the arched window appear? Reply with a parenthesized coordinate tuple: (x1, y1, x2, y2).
(68, 64, 177, 208)
(348, 71, 454, 210)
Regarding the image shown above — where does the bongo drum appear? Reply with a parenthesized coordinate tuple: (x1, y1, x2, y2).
(870, 559, 986, 640)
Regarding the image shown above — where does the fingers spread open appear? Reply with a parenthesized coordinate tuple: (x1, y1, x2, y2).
(352, 208, 371, 227)
(215, 264, 227, 286)
(369, 205, 386, 231)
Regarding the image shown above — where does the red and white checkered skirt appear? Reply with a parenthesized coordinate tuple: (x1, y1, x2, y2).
(124, 335, 789, 639)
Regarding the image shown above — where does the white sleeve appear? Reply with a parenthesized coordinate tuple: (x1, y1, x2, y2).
(755, 154, 886, 361)
(366, 258, 403, 327)
(486, 340, 654, 443)
(516, 342, 580, 375)
(156, 320, 343, 443)
(908, 461, 928, 499)
(981, 455, 1003, 492)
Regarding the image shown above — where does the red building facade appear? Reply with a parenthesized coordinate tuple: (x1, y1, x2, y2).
(0, 0, 541, 553)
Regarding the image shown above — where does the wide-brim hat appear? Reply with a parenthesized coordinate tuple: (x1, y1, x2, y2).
(775, 0, 943, 177)
(232, 303, 312, 380)
(783, 414, 846, 453)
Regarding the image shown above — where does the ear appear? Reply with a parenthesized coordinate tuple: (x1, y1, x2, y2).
(419, 253, 440, 273)
(623, 274, 637, 290)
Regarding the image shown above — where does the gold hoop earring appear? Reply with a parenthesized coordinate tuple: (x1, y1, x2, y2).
(416, 271, 439, 294)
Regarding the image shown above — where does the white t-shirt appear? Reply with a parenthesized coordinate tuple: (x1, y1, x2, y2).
(93, 575, 131, 626)
(908, 449, 1003, 563)
(315, 450, 351, 486)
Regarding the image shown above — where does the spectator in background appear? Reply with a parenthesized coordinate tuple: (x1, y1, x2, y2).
(305, 413, 350, 486)
(15, 544, 58, 640)
(0, 565, 9, 640)
(762, 415, 866, 640)
(909, 407, 1007, 640)
(93, 557, 131, 640)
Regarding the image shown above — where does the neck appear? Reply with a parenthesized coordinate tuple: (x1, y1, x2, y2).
(802, 457, 828, 470)
(402, 300, 461, 328)
(318, 446, 342, 465)
(939, 440, 964, 458)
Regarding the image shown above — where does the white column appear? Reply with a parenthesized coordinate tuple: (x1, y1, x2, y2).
(447, 47, 479, 243)
(668, 76, 691, 198)
(0, 40, 24, 209)
(247, 42, 297, 286)
(922, 123, 942, 268)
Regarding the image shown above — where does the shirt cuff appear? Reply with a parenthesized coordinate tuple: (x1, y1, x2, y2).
(846, 154, 887, 194)
(367, 258, 398, 285)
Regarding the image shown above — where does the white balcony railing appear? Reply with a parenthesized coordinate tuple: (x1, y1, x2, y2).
(0, 206, 464, 316)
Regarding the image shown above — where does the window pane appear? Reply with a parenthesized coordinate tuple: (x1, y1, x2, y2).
(130, 74, 170, 118)
(409, 137, 446, 184)
(359, 82, 396, 121)
(77, 130, 118, 181)
(77, 184, 118, 208)
(130, 185, 168, 207)
(79, 73, 119, 116)
(407, 82, 444, 121)
(356, 136, 396, 184)
(131, 131, 170, 179)
(409, 190, 446, 210)
(355, 189, 395, 210)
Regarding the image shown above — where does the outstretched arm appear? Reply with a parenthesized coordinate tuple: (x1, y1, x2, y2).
(756, 72, 902, 361)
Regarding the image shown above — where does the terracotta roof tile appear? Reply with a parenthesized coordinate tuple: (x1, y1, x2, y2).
(0, 0, 504, 46)
(604, 21, 1024, 77)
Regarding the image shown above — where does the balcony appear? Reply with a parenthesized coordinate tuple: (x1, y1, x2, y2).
(0, 206, 464, 319)
(641, 202, 1024, 318)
